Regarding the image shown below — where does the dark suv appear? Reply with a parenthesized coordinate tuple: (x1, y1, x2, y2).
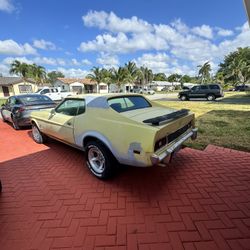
(178, 84, 224, 101)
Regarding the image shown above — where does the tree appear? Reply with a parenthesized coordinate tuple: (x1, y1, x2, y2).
(217, 47, 250, 86)
(153, 73, 167, 81)
(87, 67, 105, 93)
(124, 61, 139, 91)
(9, 60, 30, 80)
(47, 71, 65, 84)
(197, 61, 211, 84)
(110, 67, 127, 92)
(138, 66, 153, 87)
(29, 64, 46, 85)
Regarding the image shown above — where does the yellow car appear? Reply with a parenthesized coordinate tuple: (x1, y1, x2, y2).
(31, 94, 197, 179)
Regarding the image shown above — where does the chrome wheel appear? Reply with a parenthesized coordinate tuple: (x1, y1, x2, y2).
(207, 94, 215, 101)
(32, 124, 42, 143)
(88, 145, 105, 174)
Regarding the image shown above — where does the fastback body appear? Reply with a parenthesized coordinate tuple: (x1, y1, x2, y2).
(31, 94, 196, 167)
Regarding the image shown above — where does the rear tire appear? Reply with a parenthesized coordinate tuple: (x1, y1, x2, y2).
(86, 141, 116, 179)
(207, 94, 215, 101)
(32, 123, 47, 144)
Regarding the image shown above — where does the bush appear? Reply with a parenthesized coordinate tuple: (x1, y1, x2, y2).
(0, 98, 7, 107)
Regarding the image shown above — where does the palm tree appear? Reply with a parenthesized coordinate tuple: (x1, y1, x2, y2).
(9, 60, 30, 80)
(29, 64, 46, 85)
(138, 66, 153, 88)
(110, 67, 127, 92)
(86, 67, 104, 93)
(197, 61, 211, 84)
(124, 61, 139, 92)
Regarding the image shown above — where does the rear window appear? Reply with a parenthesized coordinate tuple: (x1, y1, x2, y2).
(19, 95, 54, 104)
(108, 96, 151, 113)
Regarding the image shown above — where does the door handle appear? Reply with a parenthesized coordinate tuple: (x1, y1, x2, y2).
(67, 121, 72, 126)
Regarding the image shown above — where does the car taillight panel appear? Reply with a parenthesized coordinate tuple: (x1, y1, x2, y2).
(154, 136, 168, 152)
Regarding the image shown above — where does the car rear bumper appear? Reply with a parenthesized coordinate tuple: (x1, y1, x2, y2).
(150, 128, 198, 165)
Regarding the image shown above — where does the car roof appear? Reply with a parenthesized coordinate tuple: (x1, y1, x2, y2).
(65, 93, 146, 108)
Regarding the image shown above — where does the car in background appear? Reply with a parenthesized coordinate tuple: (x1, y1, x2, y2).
(178, 84, 224, 101)
(36, 87, 73, 101)
(31, 94, 197, 179)
(1, 94, 56, 130)
(143, 88, 155, 95)
(234, 85, 250, 92)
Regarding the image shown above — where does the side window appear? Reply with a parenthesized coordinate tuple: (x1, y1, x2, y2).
(41, 89, 50, 94)
(56, 99, 85, 116)
(200, 85, 209, 90)
(9, 97, 16, 105)
(191, 86, 200, 91)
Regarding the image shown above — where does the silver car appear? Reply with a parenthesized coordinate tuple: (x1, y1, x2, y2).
(1, 94, 55, 130)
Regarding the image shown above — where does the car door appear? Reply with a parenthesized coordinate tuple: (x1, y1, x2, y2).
(45, 98, 85, 145)
(189, 86, 200, 98)
(200, 85, 209, 97)
(1, 97, 15, 122)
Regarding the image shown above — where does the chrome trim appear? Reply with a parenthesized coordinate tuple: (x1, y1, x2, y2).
(150, 128, 198, 164)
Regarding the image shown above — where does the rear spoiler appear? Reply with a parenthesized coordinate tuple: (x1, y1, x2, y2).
(143, 109, 190, 126)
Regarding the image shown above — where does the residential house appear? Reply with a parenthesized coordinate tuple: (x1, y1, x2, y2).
(0, 77, 37, 98)
(53, 78, 109, 94)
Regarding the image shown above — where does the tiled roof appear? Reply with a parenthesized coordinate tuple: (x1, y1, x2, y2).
(0, 77, 36, 86)
(57, 78, 97, 85)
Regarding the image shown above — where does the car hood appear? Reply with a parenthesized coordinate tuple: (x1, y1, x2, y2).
(179, 90, 190, 95)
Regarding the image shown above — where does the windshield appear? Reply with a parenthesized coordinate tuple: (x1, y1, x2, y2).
(18, 95, 54, 104)
(108, 96, 151, 113)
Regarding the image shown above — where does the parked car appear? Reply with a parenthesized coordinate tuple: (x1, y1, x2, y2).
(143, 88, 155, 95)
(31, 94, 197, 179)
(234, 85, 250, 92)
(36, 87, 73, 101)
(178, 84, 224, 101)
(1, 94, 56, 130)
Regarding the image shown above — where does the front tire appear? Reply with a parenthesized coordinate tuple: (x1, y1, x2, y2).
(180, 95, 188, 101)
(86, 141, 115, 179)
(207, 94, 215, 101)
(1, 110, 7, 122)
(32, 123, 47, 144)
(12, 115, 20, 130)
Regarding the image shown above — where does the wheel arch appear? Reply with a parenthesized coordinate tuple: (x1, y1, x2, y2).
(81, 132, 119, 162)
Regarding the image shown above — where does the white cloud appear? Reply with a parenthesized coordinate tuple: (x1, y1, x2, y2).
(56, 67, 89, 78)
(134, 52, 195, 75)
(0, 39, 37, 55)
(96, 53, 119, 68)
(82, 59, 92, 65)
(33, 39, 56, 50)
(3, 56, 34, 65)
(79, 32, 168, 54)
(192, 25, 213, 39)
(216, 28, 234, 37)
(82, 10, 152, 33)
(0, 63, 11, 76)
(0, 0, 15, 13)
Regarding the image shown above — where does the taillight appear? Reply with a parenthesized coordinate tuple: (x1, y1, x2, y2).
(17, 107, 26, 113)
(154, 136, 168, 152)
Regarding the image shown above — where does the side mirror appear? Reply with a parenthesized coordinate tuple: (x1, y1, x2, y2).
(50, 108, 56, 115)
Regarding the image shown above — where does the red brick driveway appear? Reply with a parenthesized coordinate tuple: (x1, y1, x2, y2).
(0, 121, 250, 250)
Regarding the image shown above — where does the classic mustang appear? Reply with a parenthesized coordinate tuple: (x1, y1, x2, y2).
(31, 94, 197, 179)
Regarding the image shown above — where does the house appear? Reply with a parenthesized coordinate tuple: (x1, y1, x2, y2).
(53, 78, 108, 94)
(0, 77, 38, 97)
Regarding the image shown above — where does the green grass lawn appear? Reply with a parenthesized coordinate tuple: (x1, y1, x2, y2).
(156, 92, 250, 152)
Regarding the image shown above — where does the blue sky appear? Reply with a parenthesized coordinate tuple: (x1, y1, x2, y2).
(0, 0, 249, 77)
